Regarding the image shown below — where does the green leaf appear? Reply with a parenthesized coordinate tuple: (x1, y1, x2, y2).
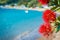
(58, 0, 60, 5)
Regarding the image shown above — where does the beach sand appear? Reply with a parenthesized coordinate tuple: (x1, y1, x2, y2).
(52, 31, 60, 40)
(37, 31, 60, 40)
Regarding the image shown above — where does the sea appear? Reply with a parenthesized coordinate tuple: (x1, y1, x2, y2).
(0, 8, 43, 40)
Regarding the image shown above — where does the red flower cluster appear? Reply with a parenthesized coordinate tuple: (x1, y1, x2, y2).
(39, 23, 52, 37)
(38, 0, 50, 5)
(43, 10, 56, 23)
(38, 0, 56, 38)
(38, 10, 56, 37)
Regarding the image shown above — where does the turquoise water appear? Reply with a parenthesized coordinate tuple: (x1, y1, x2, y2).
(0, 8, 43, 40)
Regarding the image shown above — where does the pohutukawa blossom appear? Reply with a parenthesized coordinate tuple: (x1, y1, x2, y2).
(38, 23, 52, 37)
(43, 10, 56, 23)
(38, 0, 50, 5)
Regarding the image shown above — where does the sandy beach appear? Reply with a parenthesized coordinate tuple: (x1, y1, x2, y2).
(0, 5, 51, 11)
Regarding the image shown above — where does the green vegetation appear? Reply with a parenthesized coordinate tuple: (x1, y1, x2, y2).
(0, 0, 42, 7)
(48, 0, 60, 6)
(0, 0, 8, 5)
(0, 0, 60, 9)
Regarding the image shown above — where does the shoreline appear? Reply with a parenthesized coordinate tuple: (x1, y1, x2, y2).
(0, 5, 51, 11)
(0, 5, 60, 14)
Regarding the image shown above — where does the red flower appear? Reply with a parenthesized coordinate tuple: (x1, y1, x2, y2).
(43, 10, 56, 23)
(38, 0, 50, 5)
(38, 23, 52, 37)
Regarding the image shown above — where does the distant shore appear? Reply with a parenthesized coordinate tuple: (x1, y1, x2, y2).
(0, 5, 51, 11)
(0, 5, 60, 14)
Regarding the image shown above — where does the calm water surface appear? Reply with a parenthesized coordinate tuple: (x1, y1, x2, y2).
(0, 8, 43, 40)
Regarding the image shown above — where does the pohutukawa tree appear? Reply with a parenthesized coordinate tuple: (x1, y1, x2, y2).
(38, 0, 60, 38)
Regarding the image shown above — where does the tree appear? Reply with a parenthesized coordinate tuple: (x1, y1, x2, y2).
(0, 0, 8, 5)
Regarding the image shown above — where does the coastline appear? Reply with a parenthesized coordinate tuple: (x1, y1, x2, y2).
(0, 5, 60, 16)
(0, 5, 51, 11)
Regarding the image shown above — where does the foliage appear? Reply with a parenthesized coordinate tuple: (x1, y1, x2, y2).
(0, 0, 41, 7)
(0, 0, 60, 8)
